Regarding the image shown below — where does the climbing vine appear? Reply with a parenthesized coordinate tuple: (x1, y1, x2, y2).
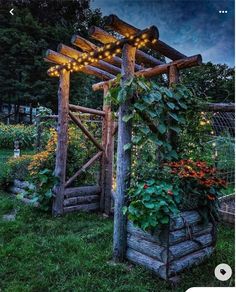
(107, 76, 196, 162)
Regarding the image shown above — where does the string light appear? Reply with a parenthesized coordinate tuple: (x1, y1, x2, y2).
(48, 30, 155, 77)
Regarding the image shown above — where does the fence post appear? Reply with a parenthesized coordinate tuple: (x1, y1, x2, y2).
(52, 69, 70, 216)
(100, 84, 115, 215)
(113, 44, 136, 262)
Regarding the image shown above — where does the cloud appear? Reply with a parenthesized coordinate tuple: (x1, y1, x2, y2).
(91, 0, 234, 66)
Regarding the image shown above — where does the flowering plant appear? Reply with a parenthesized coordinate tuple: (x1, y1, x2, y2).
(167, 159, 226, 222)
(123, 179, 181, 231)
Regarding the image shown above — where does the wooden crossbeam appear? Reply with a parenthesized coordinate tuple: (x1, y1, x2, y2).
(69, 104, 105, 116)
(69, 111, 104, 151)
(105, 14, 186, 60)
(65, 151, 103, 188)
(92, 55, 202, 91)
(46, 50, 115, 79)
(58, 44, 121, 75)
(71, 35, 144, 71)
(89, 26, 163, 67)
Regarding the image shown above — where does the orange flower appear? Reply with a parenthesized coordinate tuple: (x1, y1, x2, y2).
(207, 195, 215, 201)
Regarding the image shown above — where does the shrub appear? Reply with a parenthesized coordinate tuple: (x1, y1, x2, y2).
(0, 155, 32, 188)
(0, 123, 35, 149)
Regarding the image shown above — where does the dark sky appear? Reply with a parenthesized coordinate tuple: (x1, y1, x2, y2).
(91, 0, 235, 66)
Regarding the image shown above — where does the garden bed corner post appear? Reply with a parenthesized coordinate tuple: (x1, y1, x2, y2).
(113, 44, 136, 262)
(52, 69, 70, 216)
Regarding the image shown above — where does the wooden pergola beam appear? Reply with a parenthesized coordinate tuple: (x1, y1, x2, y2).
(46, 50, 115, 80)
(71, 35, 144, 72)
(58, 44, 121, 75)
(89, 26, 163, 67)
(105, 14, 186, 60)
(92, 54, 202, 91)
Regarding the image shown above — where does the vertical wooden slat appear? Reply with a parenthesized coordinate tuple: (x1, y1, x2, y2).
(168, 65, 180, 150)
(52, 69, 70, 216)
(100, 84, 115, 215)
(113, 44, 136, 262)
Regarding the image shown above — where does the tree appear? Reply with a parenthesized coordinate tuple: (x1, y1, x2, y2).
(181, 62, 235, 103)
(0, 0, 103, 116)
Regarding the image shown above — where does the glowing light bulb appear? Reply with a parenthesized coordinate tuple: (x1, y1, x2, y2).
(141, 33, 147, 39)
(116, 48, 121, 53)
(106, 44, 111, 49)
(104, 51, 110, 57)
(90, 51, 94, 56)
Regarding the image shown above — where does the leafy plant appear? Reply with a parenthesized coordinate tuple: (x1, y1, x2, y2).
(22, 168, 57, 211)
(0, 155, 32, 188)
(124, 179, 181, 232)
(0, 123, 35, 149)
(107, 76, 196, 163)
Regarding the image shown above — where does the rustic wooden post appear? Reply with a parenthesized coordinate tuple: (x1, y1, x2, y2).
(168, 65, 180, 150)
(113, 44, 136, 262)
(100, 84, 115, 215)
(52, 69, 70, 216)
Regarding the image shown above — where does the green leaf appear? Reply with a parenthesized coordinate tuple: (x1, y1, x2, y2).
(168, 112, 179, 122)
(178, 101, 188, 109)
(169, 126, 181, 133)
(167, 102, 175, 109)
(150, 91, 162, 101)
(132, 136, 142, 144)
(117, 88, 127, 104)
(122, 113, 134, 122)
(134, 102, 146, 111)
(143, 95, 154, 105)
(122, 206, 128, 214)
(123, 143, 132, 151)
(157, 123, 167, 134)
(144, 202, 155, 209)
(160, 87, 173, 98)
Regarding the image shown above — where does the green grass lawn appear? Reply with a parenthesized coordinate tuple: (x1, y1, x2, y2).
(0, 192, 234, 292)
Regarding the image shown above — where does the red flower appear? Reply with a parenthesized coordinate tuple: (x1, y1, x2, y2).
(143, 184, 148, 189)
(167, 190, 173, 196)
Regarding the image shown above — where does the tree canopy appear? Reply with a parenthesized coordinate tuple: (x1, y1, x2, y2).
(0, 0, 103, 112)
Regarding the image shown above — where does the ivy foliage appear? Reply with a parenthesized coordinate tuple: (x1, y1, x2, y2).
(107, 76, 196, 161)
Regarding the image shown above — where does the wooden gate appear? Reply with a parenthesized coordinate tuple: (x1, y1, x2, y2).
(52, 73, 115, 216)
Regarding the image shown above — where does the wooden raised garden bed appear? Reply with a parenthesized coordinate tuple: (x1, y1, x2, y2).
(126, 210, 216, 280)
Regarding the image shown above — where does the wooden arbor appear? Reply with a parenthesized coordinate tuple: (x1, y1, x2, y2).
(45, 14, 202, 260)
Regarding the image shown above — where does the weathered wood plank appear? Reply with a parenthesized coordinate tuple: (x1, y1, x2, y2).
(168, 246, 214, 277)
(92, 55, 202, 91)
(113, 44, 136, 262)
(169, 211, 202, 230)
(69, 104, 105, 116)
(100, 85, 115, 215)
(69, 111, 104, 151)
(71, 34, 143, 71)
(58, 43, 121, 75)
(63, 202, 99, 213)
(126, 248, 166, 279)
(52, 70, 70, 216)
(127, 221, 212, 246)
(127, 234, 167, 262)
(169, 234, 213, 260)
(65, 152, 103, 188)
(105, 14, 186, 60)
(88, 26, 163, 67)
(64, 186, 101, 198)
(63, 195, 99, 207)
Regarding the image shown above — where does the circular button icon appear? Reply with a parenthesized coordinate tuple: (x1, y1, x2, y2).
(215, 263, 232, 281)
